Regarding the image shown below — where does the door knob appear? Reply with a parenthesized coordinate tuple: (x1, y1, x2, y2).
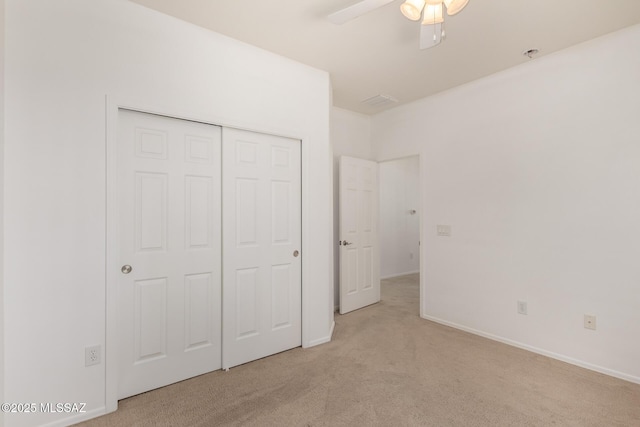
(293, 250, 300, 257)
(341, 240, 353, 246)
(121, 265, 132, 274)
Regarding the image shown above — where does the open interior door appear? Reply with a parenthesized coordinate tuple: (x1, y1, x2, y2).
(339, 156, 380, 314)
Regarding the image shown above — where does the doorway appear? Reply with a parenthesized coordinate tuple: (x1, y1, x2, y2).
(378, 156, 421, 310)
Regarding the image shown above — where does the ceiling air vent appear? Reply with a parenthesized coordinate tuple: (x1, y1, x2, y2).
(361, 94, 398, 108)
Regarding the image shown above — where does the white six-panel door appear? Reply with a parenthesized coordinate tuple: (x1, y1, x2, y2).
(117, 110, 222, 399)
(222, 128, 302, 369)
(339, 156, 380, 314)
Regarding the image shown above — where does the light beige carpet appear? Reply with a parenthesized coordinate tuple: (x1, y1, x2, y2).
(78, 274, 640, 426)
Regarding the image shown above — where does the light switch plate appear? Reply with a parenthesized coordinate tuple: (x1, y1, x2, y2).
(437, 225, 451, 237)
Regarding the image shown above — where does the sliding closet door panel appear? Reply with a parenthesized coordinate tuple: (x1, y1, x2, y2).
(222, 128, 301, 369)
(117, 110, 222, 399)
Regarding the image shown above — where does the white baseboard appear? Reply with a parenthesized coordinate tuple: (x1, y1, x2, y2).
(40, 406, 107, 427)
(421, 314, 640, 386)
(381, 270, 420, 280)
(305, 320, 335, 348)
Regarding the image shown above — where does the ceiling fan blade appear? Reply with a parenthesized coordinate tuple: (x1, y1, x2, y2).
(327, 0, 396, 25)
(419, 23, 443, 50)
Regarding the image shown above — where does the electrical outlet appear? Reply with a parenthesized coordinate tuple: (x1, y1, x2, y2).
(409, 252, 414, 260)
(584, 315, 596, 330)
(85, 345, 101, 367)
(517, 301, 528, 315)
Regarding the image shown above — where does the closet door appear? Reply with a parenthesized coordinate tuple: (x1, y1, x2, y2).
(222, 128, 302, 369)
(117, 110, 222, 398)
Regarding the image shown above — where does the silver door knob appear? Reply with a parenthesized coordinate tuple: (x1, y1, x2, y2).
(121, 265, 132, 274)
(341, 240, 353, 246)
(293, 250, 300, 257)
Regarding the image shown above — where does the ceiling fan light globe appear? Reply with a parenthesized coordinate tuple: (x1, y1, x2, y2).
(425, 0, 443, 5)
(421, 3, 444, 25)
(400, 0, 426, 21)
(443, 0, 469, 15)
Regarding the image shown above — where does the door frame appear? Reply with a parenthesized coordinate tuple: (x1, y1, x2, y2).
(104, 96, 312, 412)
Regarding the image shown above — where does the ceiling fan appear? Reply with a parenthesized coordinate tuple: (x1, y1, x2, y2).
(327, 0, 469, 50)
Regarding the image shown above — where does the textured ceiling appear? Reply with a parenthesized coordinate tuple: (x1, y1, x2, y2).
(130, 0, 640, 114)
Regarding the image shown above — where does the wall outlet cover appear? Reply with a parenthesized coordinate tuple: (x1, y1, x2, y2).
(517, 301, 528, 315)
(584, 315, 597, 330)
(85, 345, 101, 367)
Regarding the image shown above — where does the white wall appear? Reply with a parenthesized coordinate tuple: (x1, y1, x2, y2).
(4, 1, 333, 426)
(379, 157, 420, 279)
(372, 24, 640, 383)
(330, 107, 373, 308)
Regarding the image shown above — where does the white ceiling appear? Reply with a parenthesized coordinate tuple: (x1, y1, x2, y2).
(130, 0, 640, 115)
